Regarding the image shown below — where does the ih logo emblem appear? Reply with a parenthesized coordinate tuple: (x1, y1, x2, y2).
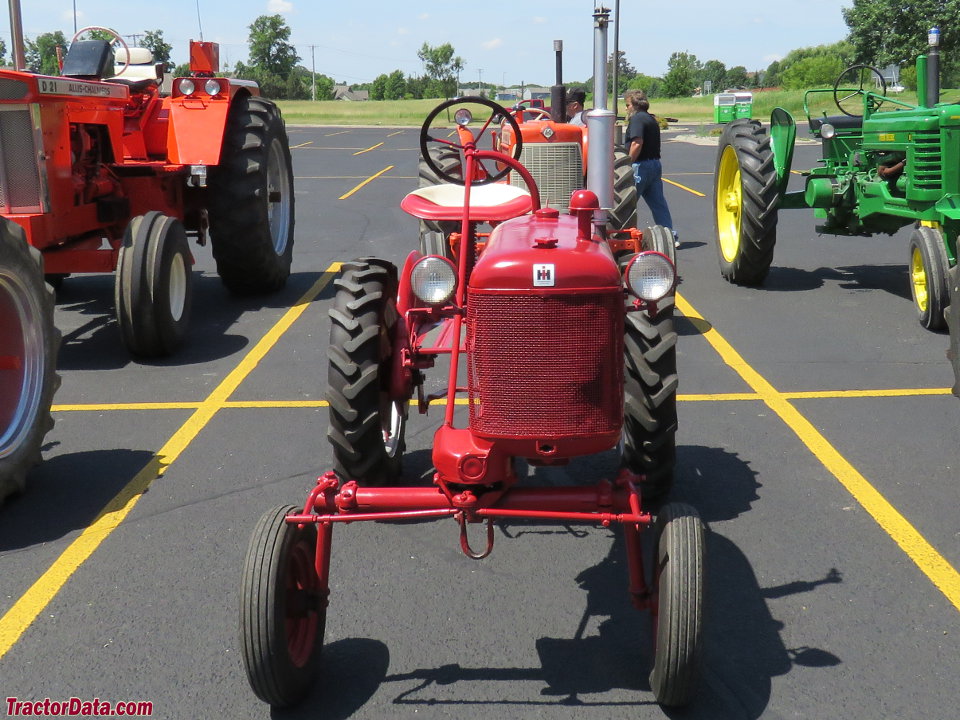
(533, 263, 555, 287)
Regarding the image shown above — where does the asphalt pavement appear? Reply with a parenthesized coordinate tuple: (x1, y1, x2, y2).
(0, 121, 957, 720)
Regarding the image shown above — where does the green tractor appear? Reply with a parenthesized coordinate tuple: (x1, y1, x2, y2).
(713, 30, 960, 395)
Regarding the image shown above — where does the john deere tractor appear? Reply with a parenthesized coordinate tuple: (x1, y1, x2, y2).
(714, 30, 960, 393)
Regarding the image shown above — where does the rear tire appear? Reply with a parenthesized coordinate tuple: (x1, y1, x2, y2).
(208, 96, 294, 295)
(908, 225, 949, 331)
(0, 220, 60, 506)
(947, 263, 960, 398)
(327, 259, 406, 485)
(714, 119, 778, 285)
(622, 296, 678, 500)
(115, 212, 193, 358)
(650, 502, 704, 707)
(610, 149, 638, 231)
(240, 505, 324, 708)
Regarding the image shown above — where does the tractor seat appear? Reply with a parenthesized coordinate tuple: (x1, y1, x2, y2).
(109, 47, 162, 88)
(809, 115, 863, 133)
(401, 183, 533, 222)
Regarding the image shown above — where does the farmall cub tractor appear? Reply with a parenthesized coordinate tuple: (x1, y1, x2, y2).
(240, 95, 705, 709)
(0, 15, 294, 360)
(713, 30, 960, 392)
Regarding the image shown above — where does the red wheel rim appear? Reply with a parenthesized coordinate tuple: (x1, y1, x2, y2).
(0, 273, 44, 458)
(284, 535, 320, 667)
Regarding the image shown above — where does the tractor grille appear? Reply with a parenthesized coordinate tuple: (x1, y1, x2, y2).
(0, 106, 43, 214)
(510, 142, 583, 209)
(0, 106, 42, 213)
(467, 290, 623, 438)
(911, 131, 942, 193)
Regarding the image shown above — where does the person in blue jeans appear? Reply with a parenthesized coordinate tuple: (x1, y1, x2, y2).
(623, 89, 679, 247)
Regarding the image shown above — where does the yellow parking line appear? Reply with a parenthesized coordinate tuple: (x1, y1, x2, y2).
(387, 130, 404, 137)
(677, 292, 960, 612)
(353, 142, 384, 156)
(325, 130, 350, 137)
(339, 165, 394, 199)
(0, 266, 341, 659)
(663, 177, 705, 197)
(289, 141, 314, 149)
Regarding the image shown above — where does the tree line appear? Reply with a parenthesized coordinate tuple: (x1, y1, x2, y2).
(7, 3, 960, 99)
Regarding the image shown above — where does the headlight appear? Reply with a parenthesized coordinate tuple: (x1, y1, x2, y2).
(178, 78, 196, 96)
(411, 255, 457, 305)
(204, 78, 222, 96)
(454, 108, 473, 126)
(820, 122, 836, 139)
(624, 252, 675, 301)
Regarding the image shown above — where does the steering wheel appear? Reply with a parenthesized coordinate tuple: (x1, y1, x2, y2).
(420, 96, 523, 185)
(519, 106, 552, 121)
(71, 26, 131, 76)
(834, 64, 886, 117)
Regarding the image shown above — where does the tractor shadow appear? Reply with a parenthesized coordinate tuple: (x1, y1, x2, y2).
(755, 263, 910, 299)
(52, 270, 331, 371)
(0, 448, 155, 551)
(293, 446, 840, 717)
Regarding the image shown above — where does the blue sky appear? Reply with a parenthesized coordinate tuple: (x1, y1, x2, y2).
(8, 1, 854, 86)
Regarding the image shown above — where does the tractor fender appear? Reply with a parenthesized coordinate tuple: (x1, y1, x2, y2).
(769, 107, 796, 197)
(166, 83, 258, 166)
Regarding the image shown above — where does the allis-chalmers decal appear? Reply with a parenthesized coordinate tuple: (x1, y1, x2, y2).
(533, 263, 555, 287)
(37, 78, 127, 99)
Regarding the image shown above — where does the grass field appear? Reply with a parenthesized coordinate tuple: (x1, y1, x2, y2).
(276, 89, 933, 127)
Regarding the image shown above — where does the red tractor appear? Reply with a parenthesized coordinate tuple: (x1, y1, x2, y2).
(239, 97, 704, 709)
(0, 16, 294, 359)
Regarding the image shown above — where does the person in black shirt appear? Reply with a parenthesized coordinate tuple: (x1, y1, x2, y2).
(624, 89, 678, 247)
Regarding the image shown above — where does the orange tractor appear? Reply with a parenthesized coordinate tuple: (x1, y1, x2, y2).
(0, 5, 294, 504)
(1, 15, 294, 359)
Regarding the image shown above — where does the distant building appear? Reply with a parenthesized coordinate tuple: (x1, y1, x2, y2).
(334, 85, 369, 101)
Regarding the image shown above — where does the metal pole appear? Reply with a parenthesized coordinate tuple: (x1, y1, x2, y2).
(311, 45, 316, 101)
(612, 0, 620, 117)
(8, 0, 26, 71)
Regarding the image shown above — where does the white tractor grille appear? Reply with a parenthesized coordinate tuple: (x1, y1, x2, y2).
(0, 106, 44, 214)
(510, 142, 583, 210)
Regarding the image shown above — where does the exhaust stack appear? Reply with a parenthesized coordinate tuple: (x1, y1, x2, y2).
(8, 0, 27, 71)
(585, 6, 615, 227)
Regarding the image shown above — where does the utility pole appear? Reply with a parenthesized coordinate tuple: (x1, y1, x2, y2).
(125, 33, 143, 47)
(310, 45, 316, 101)
(478, 68, 483, 96)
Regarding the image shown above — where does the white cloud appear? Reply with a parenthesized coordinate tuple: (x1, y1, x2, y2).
(268, 0, 293, 12)
(482, 38, 503, 50)
(419, 13, 430, 20)
(532, 16, 547, 24)
(397, 27, 410, 35)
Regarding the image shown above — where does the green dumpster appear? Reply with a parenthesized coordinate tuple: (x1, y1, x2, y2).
(713, 93, 736, 123)
(734, 91, 754, 119)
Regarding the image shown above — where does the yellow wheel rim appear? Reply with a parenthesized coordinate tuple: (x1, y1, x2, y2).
(911, 246, 929, 312)
(716, 145, 742, 263)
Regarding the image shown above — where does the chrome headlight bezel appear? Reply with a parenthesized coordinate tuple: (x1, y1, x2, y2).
(624, 251, 676, 302)
(411, 255, 458, 305)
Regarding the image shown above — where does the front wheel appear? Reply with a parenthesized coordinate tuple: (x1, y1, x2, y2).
(714, 120, 779, 286)
(0, 221, 60, 506)
(644, 225, 677, 268)
(908, 225, 949, 331)
(114, 212, 193, 358)
(649, 502, 705, 707)
(240, 505, 324, 708)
